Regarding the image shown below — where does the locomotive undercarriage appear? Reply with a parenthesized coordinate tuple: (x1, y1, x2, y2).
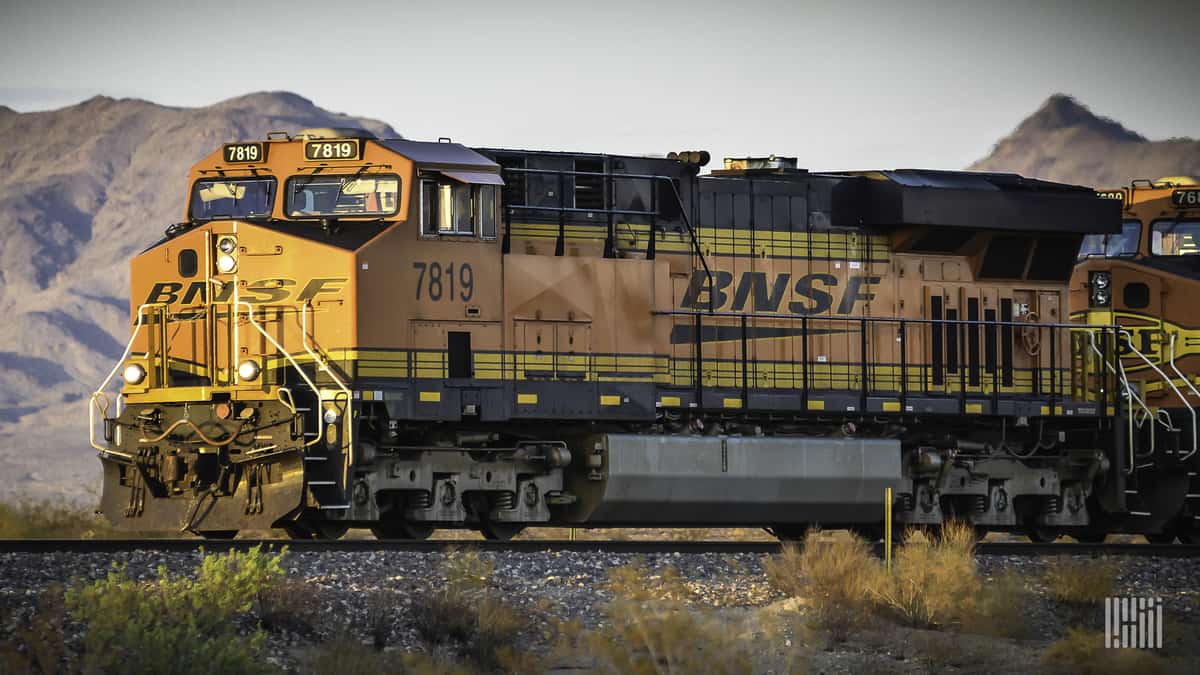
(98, 392, 1198, 542)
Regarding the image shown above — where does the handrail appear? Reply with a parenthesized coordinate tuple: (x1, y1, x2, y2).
(236, 301, 325, 448)
(1120, 328, 1196, 460)
(89, 303, 168, 456)
(1165, 333, 1199, 461)
(300, 301, 354, 489)
(1088, 329, 1149, 473)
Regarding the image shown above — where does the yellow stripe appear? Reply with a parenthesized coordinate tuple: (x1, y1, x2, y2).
(600, 394, 622, 406)
(965, 403, 983, 414)
(660, 395, 681, 407)
(882, 401, 901, 412)
(807, 400, 825, 411)
(723, 397, 742, 409)
(419, 391, 441, 403)
(517, 393, 538, 404)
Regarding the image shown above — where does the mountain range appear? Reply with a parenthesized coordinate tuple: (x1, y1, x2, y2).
(0, 91, 1194, 500)
(969, 94, 1199, 186)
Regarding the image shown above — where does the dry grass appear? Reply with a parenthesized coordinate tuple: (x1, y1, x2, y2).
(257, 577, 322, 637)
(763, 533, 883, 640)
(1042, 627, 1170, 674)
(1043, 558, 1119, 605)
(764, 521, 1025, 639)
(962, 571, 1032, 638)
(409, 549, 532, 672)
(605, 558, 693, 603)
(0, 498, 114, 539)
(0, 584, 73, 674)
(306, 637, 477, 675)
(554, 559, 764, 674)
(872, 521, 981, 629)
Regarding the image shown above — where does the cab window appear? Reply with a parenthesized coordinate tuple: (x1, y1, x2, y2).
(190, 178, 276, 221)
(285, 174, 400, 218)
(1078, 220, 1140, 259)
(421, 180, 498, 239)
(1151, 219, 1200, 256)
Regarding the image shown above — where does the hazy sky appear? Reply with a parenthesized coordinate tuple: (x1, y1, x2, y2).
(1, 0, 1197, 170)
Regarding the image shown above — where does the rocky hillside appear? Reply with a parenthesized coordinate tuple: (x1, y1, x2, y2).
(0, 93, 397, 500)
(970, 94, 1200, 186)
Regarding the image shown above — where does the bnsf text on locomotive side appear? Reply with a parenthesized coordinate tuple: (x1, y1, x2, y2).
(679, 270, 880, 315)
(144, 277, 348, 305)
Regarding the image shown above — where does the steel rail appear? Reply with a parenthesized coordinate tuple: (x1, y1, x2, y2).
(0, 539, 1197, 557)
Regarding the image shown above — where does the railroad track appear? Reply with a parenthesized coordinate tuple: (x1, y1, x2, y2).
(1, 539, 1198, 557)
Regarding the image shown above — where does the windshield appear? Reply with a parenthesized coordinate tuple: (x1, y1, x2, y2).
(285, 174, 400, 217)
(1078, 220, 1140, 259)
(1151, 219, 1200, 256)
(190, 178, 276, 221)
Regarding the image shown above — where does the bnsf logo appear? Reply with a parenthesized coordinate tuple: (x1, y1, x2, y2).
(143, 277, 348, 305)
(679, 270, 880, 315)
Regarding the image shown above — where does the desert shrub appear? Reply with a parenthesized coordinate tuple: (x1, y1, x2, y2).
(606, 557, 693, 603)
(0, 584, 74, 674)
(552, 560, 758, 675)
(258, 576, 322, 637)
(409, 549, 531, 672)
(763, 532, 883, 640)
(443, 547, 493, 594)
(962, 571, 1031, 638)
(1042, 627, 1169, 674)
(306, 636, 476, 675)
(872, 521, 980, 629)
(366, 588, 400, 649)
(65, 545, 285, 675)
(0, 498, 115, 539)
(1043, 557, 1118, 605)
(764, 522, 1034, 638)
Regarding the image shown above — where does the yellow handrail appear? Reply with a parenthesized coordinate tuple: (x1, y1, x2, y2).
(89, 303, 168, 456)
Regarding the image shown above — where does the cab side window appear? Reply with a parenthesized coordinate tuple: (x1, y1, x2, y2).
(421, 180, 497, 239)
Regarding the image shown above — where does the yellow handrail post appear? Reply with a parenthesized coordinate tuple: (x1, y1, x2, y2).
(885, 486, 893, 572)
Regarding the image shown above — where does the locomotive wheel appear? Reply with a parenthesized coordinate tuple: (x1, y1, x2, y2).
(200, 530, 238, 540)
(479, 521, 525, 541)
(371, 520, 435, 540)
(1025, 527, 1060, 543)
(1144, 532, 1178, 544)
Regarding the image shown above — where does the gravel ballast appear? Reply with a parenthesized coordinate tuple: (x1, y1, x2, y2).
(2, 548, 1198, 672)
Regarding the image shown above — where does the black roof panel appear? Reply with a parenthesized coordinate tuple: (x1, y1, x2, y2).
(830, 170, 1122, 234)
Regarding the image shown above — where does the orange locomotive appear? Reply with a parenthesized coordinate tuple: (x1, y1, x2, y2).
(1072, 177, 1200, 543)
(90, 128, 1135, 541)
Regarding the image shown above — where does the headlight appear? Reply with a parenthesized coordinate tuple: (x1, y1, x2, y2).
(122, 363, 147, 385)
(237, 359, 261, 381)
(217, 236, 237, 254)
(1090, 271, 1112, 307)
(216, 253, 237, 273)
